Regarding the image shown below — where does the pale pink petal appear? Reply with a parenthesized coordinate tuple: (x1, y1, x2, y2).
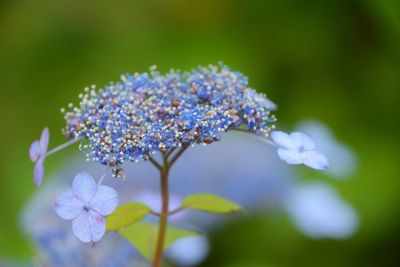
(277, 148, 303, 164)
(271, 131, 296, 149)
(88, 211, 106, 242)
(54, 189, 84, 220)
(90, 185, 119, 216)
(302, 150, 329, 170)
(29, 141, 41, 162)
(72, 172, 97, 203)
(290, 132, 315, 150)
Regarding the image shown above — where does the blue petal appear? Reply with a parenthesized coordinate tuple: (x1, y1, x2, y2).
(271, 131, 296, 149)
(285, 183, 358, 239)
(54, 189, 84, 220)
(72, 172, 97, 203)
(166, 236, 209, 266)
(89, 211, 106, 242)
(72, 211, 105, 243)
(29, 141, 40, 162)
(33, 161, 44, 187)
(277, 148, 303, 164)
(89, 185, 119, 216)
(264, 98, 277, 110)
(290, 132, 315, 150)
(40, 127, 49, 155)
(301, 150, 329, 170)
(72, 212, 91, 243)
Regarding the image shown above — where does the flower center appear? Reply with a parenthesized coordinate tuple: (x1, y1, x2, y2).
(83, 206, 90, 212)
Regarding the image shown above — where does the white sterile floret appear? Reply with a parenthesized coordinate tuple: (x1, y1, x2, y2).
(271, 131, 329, 170)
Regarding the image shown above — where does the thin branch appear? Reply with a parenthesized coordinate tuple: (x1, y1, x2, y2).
(46, 138, 81, 157)
(255, 136, 277, 147)
(165, 147, 177, 159)
(168, 143, 191, 167)
(230, 127, 277, 147)
(161, 152, 168, 167)
(148, 156, 162, 171)
(97, 167, 110, 186)
(168, 207, 185, 216)
(149, 210, 162, 217)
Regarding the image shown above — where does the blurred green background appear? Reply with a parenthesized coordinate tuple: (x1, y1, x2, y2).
(0, 0, 399, 266)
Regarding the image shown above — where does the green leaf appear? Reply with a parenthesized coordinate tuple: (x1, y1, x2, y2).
(106, 203, 151, 232)
(182, 193, 242, 214)
(118, 223, 198, 260)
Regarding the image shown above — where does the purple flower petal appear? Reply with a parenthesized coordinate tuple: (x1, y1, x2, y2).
(271, 131, 296, 149)
(72, 212, 91, 243)
(290, 132, 315, 150)
(54, 189, 84, 220)
(72, 211, 105, 243)
(72, 172, 97, 203)
(29, 141, 41, 162)
(301, 150, 329, 170)
(89, 211, 106, 242)
(277, 148, 303, 164)
(90, 185, 119, 216)
(33, 161, 44, 187)
(39, 127, 49, 155)
(264, 98, 277, 110)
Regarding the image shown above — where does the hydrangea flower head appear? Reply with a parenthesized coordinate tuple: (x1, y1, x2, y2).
(54, 172, 119, 243)
(62, 64, 276, 175)
(271, 131, 329, 170)
(29, 127, 49, 186)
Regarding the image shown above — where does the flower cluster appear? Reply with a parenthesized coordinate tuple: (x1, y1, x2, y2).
(29, 63, 331, 246)
(62, 64, 276, 174)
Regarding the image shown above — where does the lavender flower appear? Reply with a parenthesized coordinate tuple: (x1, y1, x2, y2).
(54, 172, 119, 243)
(29, 127, 49, 186)
(285, 183, 358, 239)
(271, 131, 329, 170)
(166, 236, 209, 266)
(62, 64, 276, 176)
(296, 121, 357, 178)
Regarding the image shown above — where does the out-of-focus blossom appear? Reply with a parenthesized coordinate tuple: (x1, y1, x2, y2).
(54, 172, 119, 243)
(166, 236, 210, 266)
(29, 127, 49, 186)
(21, 121, 357, 266)
(271, 131, 329, 170)
(296, 121, 357, 178)
(285, 183, 359, 239)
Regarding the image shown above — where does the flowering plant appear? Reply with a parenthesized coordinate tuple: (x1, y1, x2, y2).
(30, 64, 328, 266)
